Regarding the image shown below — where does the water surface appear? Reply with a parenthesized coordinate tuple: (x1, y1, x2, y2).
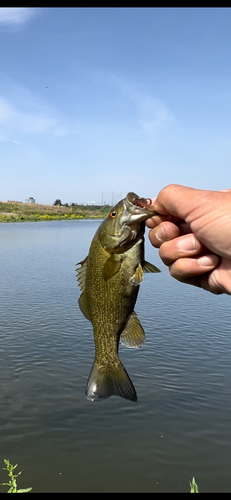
(1, 220, 231, 492)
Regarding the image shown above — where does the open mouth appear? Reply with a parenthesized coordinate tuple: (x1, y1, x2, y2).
(133, 197, 153, 209)
(124, 192, 158, 220)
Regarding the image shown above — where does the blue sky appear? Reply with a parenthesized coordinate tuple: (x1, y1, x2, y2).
(1, 7, 231, 205)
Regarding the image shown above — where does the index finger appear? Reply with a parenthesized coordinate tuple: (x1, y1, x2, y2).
(153, 184, 209, 219)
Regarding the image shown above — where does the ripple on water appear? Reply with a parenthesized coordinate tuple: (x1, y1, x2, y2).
(1, 221, 231, 492)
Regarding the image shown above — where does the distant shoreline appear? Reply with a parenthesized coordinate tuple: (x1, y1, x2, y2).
(0, 201, 111, 223)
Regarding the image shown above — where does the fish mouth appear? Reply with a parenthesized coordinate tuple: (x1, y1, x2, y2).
(125, 192, 158, 222)
(133, 196, 153, 209)
(103, 192, 158, 251)
(127, 192, 152, 206)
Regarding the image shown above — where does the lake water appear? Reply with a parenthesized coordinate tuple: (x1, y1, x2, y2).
(1, 219, 231, 492)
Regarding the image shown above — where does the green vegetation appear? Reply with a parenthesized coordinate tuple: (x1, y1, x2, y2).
(0, 458, 199, 492)
(190, 476, 199, 493)
(0, 200, 111, 223)
(0, 459, 32, 493)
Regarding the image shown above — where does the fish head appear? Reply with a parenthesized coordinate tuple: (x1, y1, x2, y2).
(98, 192, 158, 252)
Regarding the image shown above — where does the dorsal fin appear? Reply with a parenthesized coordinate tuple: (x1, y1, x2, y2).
(76, 256, 88, 291)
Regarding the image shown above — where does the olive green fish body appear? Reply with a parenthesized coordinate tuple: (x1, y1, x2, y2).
(76, 192, 160, 402)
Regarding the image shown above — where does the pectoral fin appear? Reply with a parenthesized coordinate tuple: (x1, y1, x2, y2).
(143, 260, 161, 273)
(130, 263, 143, 286)
(120, 311, 145, 348)
(103, 255, 121, 280)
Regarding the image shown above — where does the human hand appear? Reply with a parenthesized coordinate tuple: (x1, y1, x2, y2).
(146, 184, 231, 294)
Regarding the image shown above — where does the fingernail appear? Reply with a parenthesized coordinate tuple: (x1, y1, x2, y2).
(198, 255, 219, 267)
(178, 235, 196, 251)
(155, 226, 167, 243)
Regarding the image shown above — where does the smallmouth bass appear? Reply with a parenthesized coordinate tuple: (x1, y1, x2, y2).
(76, 192, 160, 402)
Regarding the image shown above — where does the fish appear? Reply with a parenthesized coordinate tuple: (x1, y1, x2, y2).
(76, 192, 160, 402)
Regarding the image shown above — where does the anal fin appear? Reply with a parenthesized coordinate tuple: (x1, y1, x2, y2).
(120, 311, 145, 348)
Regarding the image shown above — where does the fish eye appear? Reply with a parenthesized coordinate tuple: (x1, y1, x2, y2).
(109, 210, 117, 218)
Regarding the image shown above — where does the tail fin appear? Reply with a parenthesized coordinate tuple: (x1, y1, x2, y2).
(86, 359, 137, 402)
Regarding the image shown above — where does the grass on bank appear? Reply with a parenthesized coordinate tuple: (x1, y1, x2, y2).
(0, 201, 111, 223)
